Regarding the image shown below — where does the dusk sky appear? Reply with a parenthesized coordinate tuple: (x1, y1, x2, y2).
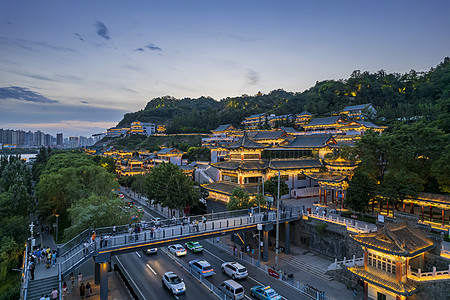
(1, 0, 449, 136)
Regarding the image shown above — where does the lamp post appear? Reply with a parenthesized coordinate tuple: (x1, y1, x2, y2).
(275, 170, 280, 268)
(257, 223, 263, 265)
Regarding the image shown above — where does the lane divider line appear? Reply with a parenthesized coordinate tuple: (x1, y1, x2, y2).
(115, 256, 147, 300)
(146, 263, 157, 275)
(135, 251, 141, 257)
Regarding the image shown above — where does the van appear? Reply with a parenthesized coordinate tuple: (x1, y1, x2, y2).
(219, 280, 245, 300)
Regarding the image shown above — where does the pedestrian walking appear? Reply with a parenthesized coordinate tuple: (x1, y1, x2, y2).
(112, 225, 116, 236)
(29, 261, 35, 280)
(202, 215, 207, 229)
(233, 244, 237, 256)
(216, 236, 220, 244)
(134, 225, 139, 241)
(91, 231, 96, 244)
(79, 282, 85, 299)
(52, 251, 57, 267)
(85, 282, 91, 298)
(247, 245, 250, 253)
(51, 287, 58, 300)
(316, 206, 319, 214)
(62, 282, 67, 298)
(78, 272, 83, 287)
(195, 220, 200, 232)
(70, 272, 75, 290)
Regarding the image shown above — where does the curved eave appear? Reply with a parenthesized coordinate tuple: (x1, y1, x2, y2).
(350, 236, 434, 258)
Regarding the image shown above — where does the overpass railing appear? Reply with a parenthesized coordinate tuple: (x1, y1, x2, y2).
(59, 208, 300, 274)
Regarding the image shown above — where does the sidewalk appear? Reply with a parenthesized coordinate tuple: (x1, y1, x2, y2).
(33, 227, 59, 280)
(63, 273, 130, 300)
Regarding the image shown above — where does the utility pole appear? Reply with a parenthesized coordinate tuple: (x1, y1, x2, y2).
(275, 170, 280, 268)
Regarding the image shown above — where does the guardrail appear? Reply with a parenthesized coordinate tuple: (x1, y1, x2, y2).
(22, 241, 29, 300)
(305, 212, 376, 234)
(407, 265, 450, 281)
(328, 256, 364, 271)
(207, 239, 332, 300)
(441, 246, 450, 259)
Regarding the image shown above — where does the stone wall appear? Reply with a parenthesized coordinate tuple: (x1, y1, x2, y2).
(424, 252, 450, 272)
(415, 280, 450, 300)
(290, 218, 363, 259)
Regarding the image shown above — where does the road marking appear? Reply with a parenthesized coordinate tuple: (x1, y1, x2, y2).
(146, 263, 157, 275)
(115, 257, 146, 300)
(173, 295, 179, 300)
(135, 251, 141, 257)
(203, 248, 226, 263)
(245, 295, 252, 300)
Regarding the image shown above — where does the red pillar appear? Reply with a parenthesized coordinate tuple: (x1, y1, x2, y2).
(421, 206, 424, 223)
(319, 188, 322, 205)
(324, 189, 327, 206)
(403, 203, 405, 212)
(371, 201, 374, 213)
(410, 203, 414, 214)
(442, 209, 445, 227)
(364, 281, 368, 300)
(387, 202, 390, 216)
(430, 206, 433, 221)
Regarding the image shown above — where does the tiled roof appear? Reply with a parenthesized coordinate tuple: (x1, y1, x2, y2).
(306, 172, 347, 182)
(324, 158, 360, 167)
(157, 148, 184, 155)
(202, 181, 261, 196)
(349, 267, 417, 296)
(342, 104, 373, 111)
(246, 113, 266, 119)
(358, 121, 385, 129)
(304, 116, 341, 127)
(282, 134, 334, 148)
(210, 160, 268, 171)
(351, 222, 434, 257)
(296, 111, 313, 116)
(212, 124, 235, 132)
(221, 133, 268, 149)
(269, 159, 322, 170)
(279, 127, 298, 134)
(252, 130, 288, 140)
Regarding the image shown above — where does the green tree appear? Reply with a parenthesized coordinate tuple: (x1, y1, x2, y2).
(264, 176, 289, 205)
(432, 145, 450, 193)
(144, 162, 200, 216)
(227, 187, 251, 210)
(345, 170, 376, 213)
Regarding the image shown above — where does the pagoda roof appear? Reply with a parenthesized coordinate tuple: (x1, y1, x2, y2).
(157, 148, 185, 155)
(212, 124, 235, 132)
(306, 172, 347, 183)
(296, 111, 313, 116)
(210, 160, 268, 171)
(252, 130, 288, 140)
(279, 127, 298, 134)
(324, 157, 360, 167)
(202, 181, 261, 196)
(349, 267, 417, 296)
(282, 134, 335, 148)
(351, 222, 434, 257)
(305, 116, 341, 127)
(246, 113, 266, 119)
(268, 159, 322, 170)
(342, 103, 373, 111)
(221, 133, 268, 149)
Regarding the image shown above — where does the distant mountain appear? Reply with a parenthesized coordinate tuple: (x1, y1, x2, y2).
(116, 57, 450, 133)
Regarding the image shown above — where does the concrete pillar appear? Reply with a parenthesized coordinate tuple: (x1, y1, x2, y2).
(284, 222, 290, 254)
(262, 231, 269, 262)
(95, 262, 100, 284)
(100, 262, 109, 300)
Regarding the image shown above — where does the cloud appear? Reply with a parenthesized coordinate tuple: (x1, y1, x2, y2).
(0, 86, 58, 103)
(0, 37, 76, 53)
(74, 33, 84, 41)
(134, 48, 144, 52)
(95, 21, 111, 40)
(246, 69, 260, 85)
(145, 43, 162, 51)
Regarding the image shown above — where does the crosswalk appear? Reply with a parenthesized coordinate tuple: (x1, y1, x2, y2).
(281, 256, 334, 281)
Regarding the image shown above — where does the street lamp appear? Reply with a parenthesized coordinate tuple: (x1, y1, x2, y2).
(275, 171, 280, 268)
(257, 223, 263, 265)
(54, 214, 59, 243)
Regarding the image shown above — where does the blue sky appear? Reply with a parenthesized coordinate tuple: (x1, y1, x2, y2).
(1, 0, 449, 136)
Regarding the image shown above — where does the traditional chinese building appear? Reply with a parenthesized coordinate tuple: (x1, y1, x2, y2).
(349, 222, 435, 300)
(341, 103, 376, 120)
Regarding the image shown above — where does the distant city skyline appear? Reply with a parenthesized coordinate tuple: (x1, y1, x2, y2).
(1, 0, 450, 136)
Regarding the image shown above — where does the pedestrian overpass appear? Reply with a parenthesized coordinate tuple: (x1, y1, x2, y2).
(26, 207, 301, 300)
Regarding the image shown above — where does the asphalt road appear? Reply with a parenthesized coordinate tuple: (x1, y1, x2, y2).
(119, 190, 310, 300)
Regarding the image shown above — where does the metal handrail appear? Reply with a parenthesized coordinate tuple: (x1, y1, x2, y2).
(22, 241, 29, 300)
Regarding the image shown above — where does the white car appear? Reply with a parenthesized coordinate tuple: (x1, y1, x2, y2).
(221, 262, 248, 279)
(168, 244, 187, 256)
(162, 271, 186, 295)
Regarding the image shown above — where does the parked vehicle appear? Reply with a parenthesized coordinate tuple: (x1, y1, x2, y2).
(185, 241, 204, 253)
(250, 285, 282, 300)
(221, 262, 248, 279)
(219, 280, 245, 300)
(162, 271, 186, 295)
(189, 259, 214, 277)
(168, 244, 187, 256)
(152, 217, 161, 226)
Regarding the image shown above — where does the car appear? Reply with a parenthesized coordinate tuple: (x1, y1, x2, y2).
(189, 259, 214, 277)
(185, 241, 204, 253)
(137, 206, 144, 213)
(127, 201, 134, 207)
(152, 217, 161, 226)
(118, 194, 125, 199)
(250, 286, 282, 300)
(168, 244, 187, 256)
(221, 262, 248, 279)
(162, 271, 186, 295)
(143, 248, 157, 255)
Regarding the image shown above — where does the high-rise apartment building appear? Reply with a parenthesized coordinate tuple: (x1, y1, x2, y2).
(56, 133, 63, 146)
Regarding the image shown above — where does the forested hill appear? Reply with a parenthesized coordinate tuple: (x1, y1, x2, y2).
(117, 57, 450, 133)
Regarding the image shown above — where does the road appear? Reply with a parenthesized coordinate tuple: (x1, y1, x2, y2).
(118, 190, 310, 300)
